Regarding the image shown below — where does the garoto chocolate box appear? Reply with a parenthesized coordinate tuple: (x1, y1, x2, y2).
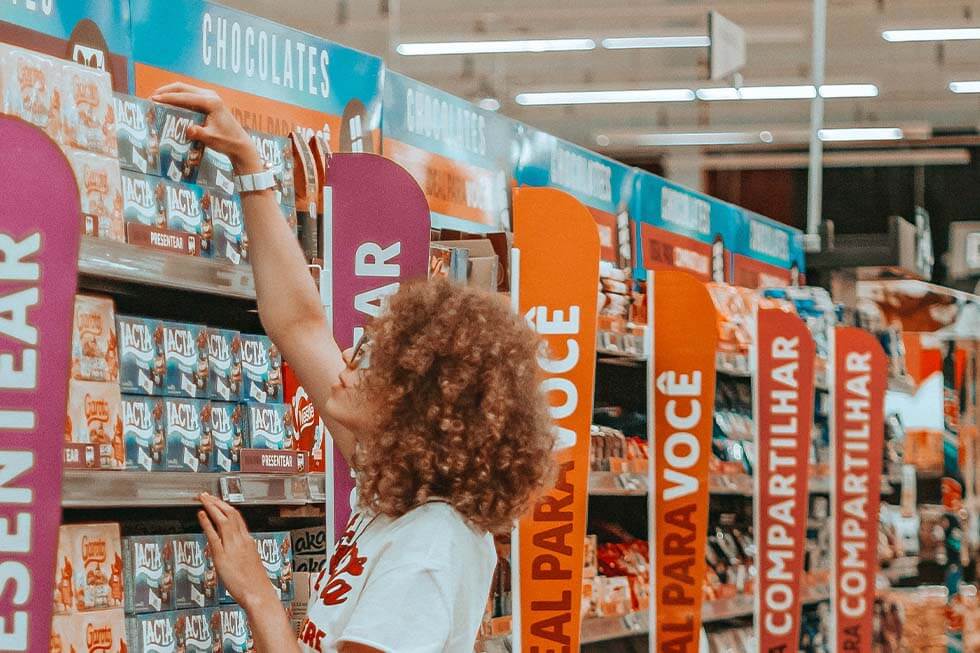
(117, 315, 166, 395)
(122, 395, 167, 472)
(155, 102, 204, 183)
(68, 608, 127, 653)
(161, 321, 209, 398)
(61, 61, 116, 157)
(66, 379, 124, 470)
(69, 148, 125, 242)
(240, 334, 282, 403)
(164, 398, 214, 473)
(71, 294, 118, 383)
(123, 535, 174, 614)
(170, 533, 217, 609)
(64, 522, 123, 612)
(114, 93, 160, 175)
(209, 401, 245, 473)
(0, 44, 61, 142)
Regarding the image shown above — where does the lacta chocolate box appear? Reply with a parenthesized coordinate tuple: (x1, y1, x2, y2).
(208, 328, 242, 402)
(64, 522, 123, 612)
(66, 379, 124, 470)
(69, 148, 125, 242)
(197, 147, 235, 194)
(209, 401, 245, 473)
(128, 611, 177, 653)
(122, 395, 167, 472)
(121, 169, 165, 228)
(114, 93, 160, 175)
(204, 189, 246, 265)
(0, 44, 61, 142)
(117, 315, 166, 395)
(171, 533, 217, 609)
(61, 61, 117, 157)
(71, 294, 118, 383)
(123, 535, 174, 613)
(245, 402, 294, 451)
(161, 321, 209, 398)
(248, 130, 295, 206)
(156, 101, 204, 182)
(253, 532, 294, 602)
(175, 608, 216, 653)
(240, 334, 282, 403)
(165, 398, 214, 472)
(213, 604, 252, 652)
(161, 181, 211, 256)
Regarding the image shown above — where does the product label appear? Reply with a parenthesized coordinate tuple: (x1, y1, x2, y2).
(754, 309, 816, 652)
(831, 327, 887, 653)
(515, 188, 600, 653)
(649, 271, 717, 653)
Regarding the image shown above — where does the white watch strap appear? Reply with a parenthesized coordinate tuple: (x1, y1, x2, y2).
(234, 169, 276, 193)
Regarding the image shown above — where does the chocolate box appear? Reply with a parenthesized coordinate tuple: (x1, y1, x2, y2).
(204, 188, 246, 265)
(175, 608, 216, 653)
(240, 334, 282, 403)
(53, 530, 74, 615)
(61, 61, 116, 157)
(285, 364, 326, 473)
(248, 130, 295, 206)
(171, 534, 217, 609)
(71, 608, 127, 653)
(0, 44, 61, 142)
(63, 522, 123, 612)
(121, 169, 165, 227)
(122, 395, 167, 472)
(245, 402, 294, 451)
(208, 328, 242, 402)
(71, 294, 118, 383)
(209, 401, 245, 473)
(123, 535, 174, 614)
(213, 604, 251, 651)
(66, 379, 124, 470)
(69, 148, 125, 242)
(50, 614, 78, 652)
(253, 532, 294, 602)
(114, 93, 160, 175)
(198, 147, 236, 195)
(117, 315, 166, 395)
(161, 181, 211, 256)
(156, 102, 204, 183)
(128, 611, 178, 653)
(164, 398, 214, 473)
(161, 321, 209, 398)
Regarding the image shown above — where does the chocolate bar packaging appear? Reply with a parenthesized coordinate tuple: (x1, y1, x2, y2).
(61, 61, 116, 157)
(68, 608, 128, 653)
(49, 614, 77, 652)
(162, 321, 209, 398)
(209, 401, 245, 473)
(117, 315, 166, 395)
(198, 147, 236, 195)
(114, 93, 160, 175)
(175, 608, 216, 653)
(165, 398, 214, 473)
(204, 188, 246, 265)
(156, 102, 204, 183)
(122, 395, 167, 472)
(128, 611, 178, 653)
(121, 169, 164, 227)
(214, 603, 251, 651)
(245, 402, 294, 451)
(290, 130, 319, 261)
(71, 294, 119, 383)
(123, 535, 174, 614)
(171, 534, 217, 609)
(240, 334, 282, 403)
(69, 148, 125, 242)
(253, 532, 294, 601)
(63, 522, 123, 612)
(66, 379, 124, 470)
(249, 130, 295, 206)
(0, 44, 61, 141)
(208, 328, 242, 402)
(285, 363, 326, 472)
(161, 181, 211, 256)
(53, 531, 74, 616)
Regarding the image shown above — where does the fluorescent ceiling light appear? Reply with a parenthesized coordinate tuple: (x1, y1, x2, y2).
(950, 80, 980, 93)
(396, 38, 595, 56)
(696, 83, 877, 101)
(602, 35, 710, 49)
(597, 131, 774, 147)
(818, 127, 903, 142)
(515, 88, 695, 106)
(477, 98, 501, 111)
(882, 28, 980, 42)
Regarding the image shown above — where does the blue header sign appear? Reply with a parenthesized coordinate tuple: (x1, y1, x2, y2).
(732, 209, 806, 287)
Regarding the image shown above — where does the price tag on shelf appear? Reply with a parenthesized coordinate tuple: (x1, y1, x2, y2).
(219, 476, 245, 504)
(622, 612, 645, 633)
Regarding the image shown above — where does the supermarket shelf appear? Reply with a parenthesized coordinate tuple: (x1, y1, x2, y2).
(581, 585, 831, 644)
(589, 472, 888, 498)
(709, 473, 754, 496)
(78, 237, 256, 300)
(61, 470, 311, 507)
(590, 471, 647, 496)
(882, 556, 919, 583)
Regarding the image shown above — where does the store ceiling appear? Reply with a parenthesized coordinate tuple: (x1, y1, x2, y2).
(224, 0, 980, 155)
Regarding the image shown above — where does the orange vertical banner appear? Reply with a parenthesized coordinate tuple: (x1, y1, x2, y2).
(515, 187, 600, 653)
(648, 271, 717, 652)
(831, 327, 887, 653)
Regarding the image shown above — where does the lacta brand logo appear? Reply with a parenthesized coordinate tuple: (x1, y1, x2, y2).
(161, 114, 192, 150)
(115, 97, 148, 136)
(212, 196, 242, 228)
(750, 219, 791, 262)
(166, 186, 202, 223)
(209, 333, 231, 366)
(250, 134, 283, 168)
(211, 405, 232, 435)
(84, 394, 110, 424)
(185, 612, 211, 647)
(123, 175, 155, 212)
(257, 537, 282, 569)
(142, 618, 175, 648)
(124, 400, 153, 434)
(168, 401, 200, 433)
(252, 407, 281, 437)
(241, 340, 268, 368)
(174, 539, 205, 571)
(77, 311, 104, 338)
(661, 187, 711, 236)
(220, 609, 247, 644)
(82, 536, 107, 565)
(550, 146, 613, 203)
(73, 78, 100, 109)
(122, 320, 153, 359)
(86, 623, 113, 653)
(165, 327, 195, 358)
(134, 541, 162, 575)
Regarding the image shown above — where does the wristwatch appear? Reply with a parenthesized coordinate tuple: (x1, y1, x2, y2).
(233, 169, 277, 194)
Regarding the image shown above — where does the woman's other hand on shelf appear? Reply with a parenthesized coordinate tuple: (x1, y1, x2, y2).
(151, 83, 262, 173)
(197, 492, 276, 611)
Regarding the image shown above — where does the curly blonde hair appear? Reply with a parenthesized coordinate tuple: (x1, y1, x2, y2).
(354, 277, 555, 534)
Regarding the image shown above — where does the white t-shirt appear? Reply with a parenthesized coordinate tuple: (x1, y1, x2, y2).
(298, 502, 497, 652)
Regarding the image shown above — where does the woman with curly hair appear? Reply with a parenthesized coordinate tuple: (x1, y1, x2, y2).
(151, 83, 555, 653)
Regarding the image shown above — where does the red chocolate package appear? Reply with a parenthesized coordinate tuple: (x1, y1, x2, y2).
(284, 362, 326, 472)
